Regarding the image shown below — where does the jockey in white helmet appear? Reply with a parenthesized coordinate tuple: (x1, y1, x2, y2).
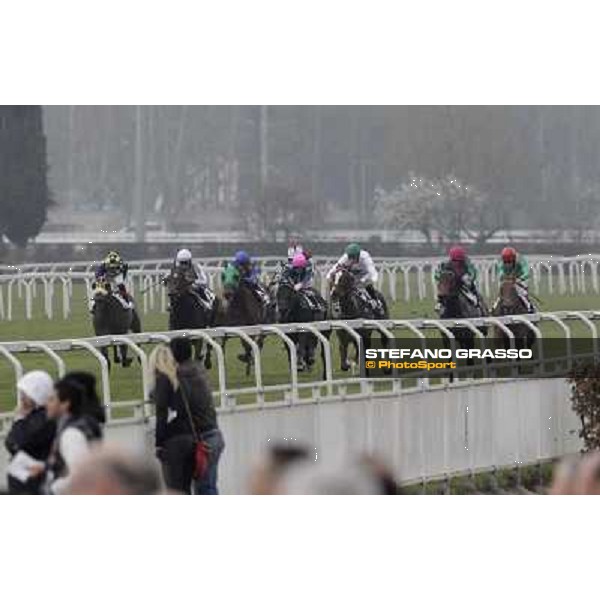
(164, 248, 213, 309)
(174, 248, 208, 288)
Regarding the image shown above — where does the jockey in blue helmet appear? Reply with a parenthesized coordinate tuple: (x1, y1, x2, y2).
(231, 250, 269, 304)
(232, 250, 260, 284)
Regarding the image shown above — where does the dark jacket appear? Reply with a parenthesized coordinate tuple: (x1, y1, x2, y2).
(5, 407, 56, 494)
(5, 407, 56, 460)
(154, 361, 218, 449)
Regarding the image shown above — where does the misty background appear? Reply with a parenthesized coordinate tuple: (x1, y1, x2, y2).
(4, 106, 600, 252)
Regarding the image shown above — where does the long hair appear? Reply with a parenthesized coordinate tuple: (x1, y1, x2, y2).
(54, 377, 88, 418)
(63, 371, 106, 424)
(148, 344, 179, 392)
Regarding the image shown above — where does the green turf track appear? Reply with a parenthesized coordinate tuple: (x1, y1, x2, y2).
(1, 272, 599, 413)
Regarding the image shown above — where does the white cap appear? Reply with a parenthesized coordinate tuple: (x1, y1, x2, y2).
(176, 248, 192, 263)
(17, 370, 54, 406)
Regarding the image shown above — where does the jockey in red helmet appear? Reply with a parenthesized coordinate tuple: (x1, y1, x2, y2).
(496, 246, 533, 312)
(434, 245, 482, 310)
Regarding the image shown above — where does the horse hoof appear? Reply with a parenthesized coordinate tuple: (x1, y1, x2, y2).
(122, 358, 133, 368)
(341, 362, 350, 372)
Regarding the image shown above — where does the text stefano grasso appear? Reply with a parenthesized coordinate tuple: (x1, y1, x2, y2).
(364, 348, 533, 360)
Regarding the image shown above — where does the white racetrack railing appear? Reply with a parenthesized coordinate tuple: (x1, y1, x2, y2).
(0, 312, 592, 491)
(2, 254, 600, 321)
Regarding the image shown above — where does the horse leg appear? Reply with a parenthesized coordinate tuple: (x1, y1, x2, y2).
(378, 332, 392, 376)
(320, 331, 331, 381)
(121, 344, 132, 368)
(204, 344, 212, 370)
(236, 339, 255, 376)
(305, 333, 317, 369)
(339, 331, 351, 372)
(113, 344, 121, 364)
(194, 339, 203, 362)
(131, 309, 142, 333)
(101, 346, 111, 371)
(297, 333, 309, 373)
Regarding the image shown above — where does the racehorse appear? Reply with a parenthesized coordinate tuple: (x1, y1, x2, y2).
(217, 263, 273, 375)
(272, 271, 328, 372)
(492, 276, 535, 351)
(166, 269, 220, 369)
(436, 266, 488, 361)
(329, 267, 389, 373)
(91, 279, 139, 368)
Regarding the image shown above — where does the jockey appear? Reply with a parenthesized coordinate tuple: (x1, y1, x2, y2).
(434, 246, 483, 308)
(287, 252, 314, 291)
(497, 246, 533, 312)
(92, 250, 133, 309)
(326, 243, 380, 305)
(232, 250, 269, 304)
(168, 248, 212, 307)
(287, 239, 304, 264)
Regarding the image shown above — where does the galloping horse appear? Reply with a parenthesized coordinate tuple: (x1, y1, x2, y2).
(436, 266, 488, 356)
(329, 267, 389, 372)
(492, 275, 535, 350)
(166, 269, 220, 369)
(272, 271, 328, 372)
(91, 278, 139, 368)
(218, 263, 273, 375)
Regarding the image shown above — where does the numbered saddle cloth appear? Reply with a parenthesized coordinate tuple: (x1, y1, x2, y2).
(300, 288, 324, 312)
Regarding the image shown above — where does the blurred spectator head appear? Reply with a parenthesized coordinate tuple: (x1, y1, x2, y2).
(359, 455, 400, 495)
(279, 459, 383, 495)
(17, 370, 54, 411)
(67, 445, 162, 495)
(550, 452, 600, 495)
(170, 337, 193, 364)
(48, 375, 88, 420)
(249, 441, 312, 494)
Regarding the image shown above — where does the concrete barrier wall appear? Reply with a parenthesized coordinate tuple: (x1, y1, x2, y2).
(0, 377, 580, 494)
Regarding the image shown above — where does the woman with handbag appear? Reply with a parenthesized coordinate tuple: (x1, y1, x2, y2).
(150, 338, 225, 495)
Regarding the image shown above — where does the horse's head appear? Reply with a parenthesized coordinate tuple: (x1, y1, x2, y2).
(496, 275, 521, 312)
(330, 267, 355, 300)
(93, 278, 111, 301)
(437, 267, 457, 298)
(167, 268, 193, 299)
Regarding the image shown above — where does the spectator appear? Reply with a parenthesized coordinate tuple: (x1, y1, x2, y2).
(248, 441, 311, 494)
(359, 455, 400, 495)
(149, 338, 224, 495)
(66, 370, 106, 437)
(550, 453, 600, 495)
(67, 445, 162, 495)
(4, 370, 56, 494)
(278, 458, 383, 494)
(38, 373, 104, 494)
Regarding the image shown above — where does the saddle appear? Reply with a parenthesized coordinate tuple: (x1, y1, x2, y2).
(298, 287, 326, 313)
(252, 284, 271, 306)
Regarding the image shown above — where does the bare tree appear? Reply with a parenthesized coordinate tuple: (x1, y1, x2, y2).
(376, 173, 509, 248)
(243, 183, 318, 241)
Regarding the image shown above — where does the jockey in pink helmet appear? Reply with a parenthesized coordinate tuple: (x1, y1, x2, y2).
(288, 252, 314, 291)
